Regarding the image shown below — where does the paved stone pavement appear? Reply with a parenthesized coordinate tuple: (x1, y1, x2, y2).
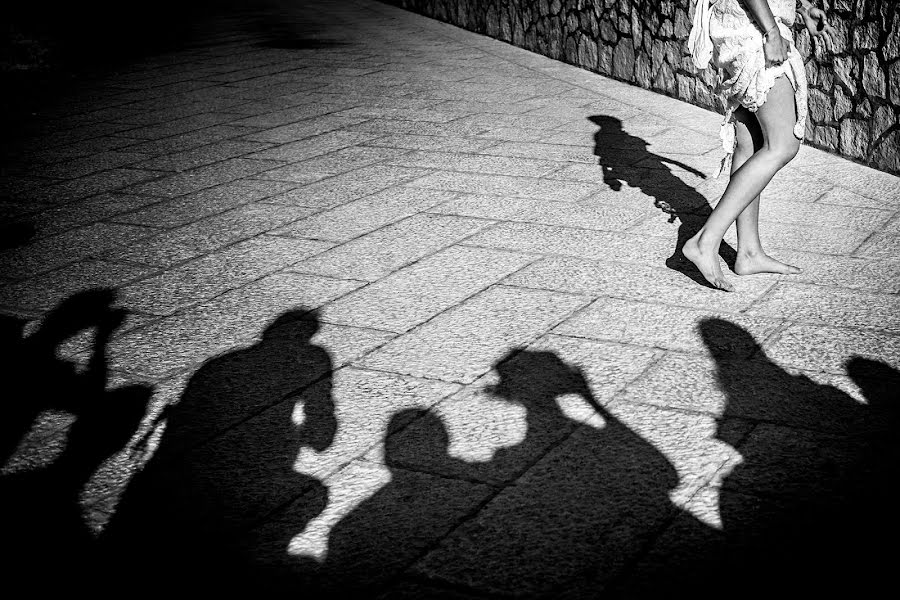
(2, 0, 899, 596)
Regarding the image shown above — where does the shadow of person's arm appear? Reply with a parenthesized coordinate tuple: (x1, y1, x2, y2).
(296, 380, 337, 452)
(656, 155, 708, 179)
(601, 163, 624, 191)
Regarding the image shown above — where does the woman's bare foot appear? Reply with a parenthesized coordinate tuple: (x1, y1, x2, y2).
(683, 235, 734, 291)
(734, 252, 801, 275)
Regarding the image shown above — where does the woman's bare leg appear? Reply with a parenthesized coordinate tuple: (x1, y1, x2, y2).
(683, 77, 801, 290)
(729, 108, 801, 275)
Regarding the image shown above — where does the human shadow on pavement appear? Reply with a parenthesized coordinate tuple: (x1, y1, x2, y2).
(236, 349, 686, 597)
(613, 318, 900, 597)
(589, 115, 737, 287)
(0, 289, 152, 591)
(242, 327, 898, 597)
(99, 309, 335, 592)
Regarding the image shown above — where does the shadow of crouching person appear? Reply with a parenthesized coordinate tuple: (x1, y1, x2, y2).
(99, 310, 336, 592)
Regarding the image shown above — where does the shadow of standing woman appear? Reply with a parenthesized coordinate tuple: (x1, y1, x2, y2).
(589, 115, 737, 284)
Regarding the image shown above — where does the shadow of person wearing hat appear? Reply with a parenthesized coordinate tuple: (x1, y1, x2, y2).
(285, 348, 688, 597)
(613, 318, 900, 596)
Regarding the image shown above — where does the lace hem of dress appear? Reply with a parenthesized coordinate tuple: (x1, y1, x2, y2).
(715, 47, 807, 178)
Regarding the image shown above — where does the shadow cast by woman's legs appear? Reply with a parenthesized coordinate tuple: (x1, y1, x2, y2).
(589, 115, 737, 286)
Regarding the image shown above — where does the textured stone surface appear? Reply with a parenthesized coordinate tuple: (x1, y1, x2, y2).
(0, 260, 156, 311)
(111, 180, 297, 228)
(319, 245, 535, 332)
(119, 236, 333, 315)
(2, 1, 898, 595)
(617, 351, 883, 431)
(290, 214, 489, 281)
(406, 170, 596, 201)
(466, 221, 688, 267)
(764, 323, 900, 374)
(414, 399, 733, 594)
(110, 204, 318, 267)
(554, 297, 781, 354)
(273, 187, 458, 242)
(359, 285, 589, 383)
(0, 222, 157, 278)
(260, 165, 431, 209)
(504, 255, 776, 312)
(748, 283, 900, 333)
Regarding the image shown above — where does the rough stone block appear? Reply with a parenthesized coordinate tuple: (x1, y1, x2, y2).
(319, 245, 535, 332)
(274, 187, 457, 242)
(123, 158, 281, 198)
(290, 214, 489, 282)
(119, 236, 332, 315)
(504, 255, 776, 312)
(748, 282, 900, 333)
(359, 285, 589, 383)
(388, 150, 563, 177)
(260, 165, 431, 209)
(764, 323, 900, 374)
(430, 193, 649, 231)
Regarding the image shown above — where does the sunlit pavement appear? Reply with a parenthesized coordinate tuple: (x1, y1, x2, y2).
(2, 0, 899, 596)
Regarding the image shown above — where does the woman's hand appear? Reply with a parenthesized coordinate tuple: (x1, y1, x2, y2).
(762, 27, 791, 67)
(800, 4, 835, 52)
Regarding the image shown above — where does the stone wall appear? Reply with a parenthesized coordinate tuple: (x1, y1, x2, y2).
(385, 0, 899, 174)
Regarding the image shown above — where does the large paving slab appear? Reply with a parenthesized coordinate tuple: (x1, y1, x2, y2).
(1, 0, 898, 595)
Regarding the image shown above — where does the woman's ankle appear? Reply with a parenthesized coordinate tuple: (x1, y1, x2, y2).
(737, 246, 763, 259)
(692, 229, 723, 252)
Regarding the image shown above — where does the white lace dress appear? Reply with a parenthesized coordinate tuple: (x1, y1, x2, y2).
(690, 0, 807, 175)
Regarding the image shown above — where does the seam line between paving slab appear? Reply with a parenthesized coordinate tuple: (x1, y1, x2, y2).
(309, 244, 544, 333)
(345, 284, 594, 384)
(94, 256, 340, 338)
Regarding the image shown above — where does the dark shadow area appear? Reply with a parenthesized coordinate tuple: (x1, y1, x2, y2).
(220, 349, 684, 597)
(99, 308, 335, 592)
(0, 289, 152, 591)
(2, 2, 224, 111)
(0, 220, 36, 250)
(206, 324, 897, 597)
(255, 38, 350, 50)
(589, 114, 738, 287)
(1, 1, 276, 146)
(5, 301, 897, 597)
(611, 318, 900, 597)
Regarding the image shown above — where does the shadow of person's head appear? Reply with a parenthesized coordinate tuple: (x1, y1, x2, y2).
(384, 408, 451, 469)
(261, 309, 320, 344)
(697, 317, 761, 360)
(486, 349, 591, 413)
(588, 114, 625, 135)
